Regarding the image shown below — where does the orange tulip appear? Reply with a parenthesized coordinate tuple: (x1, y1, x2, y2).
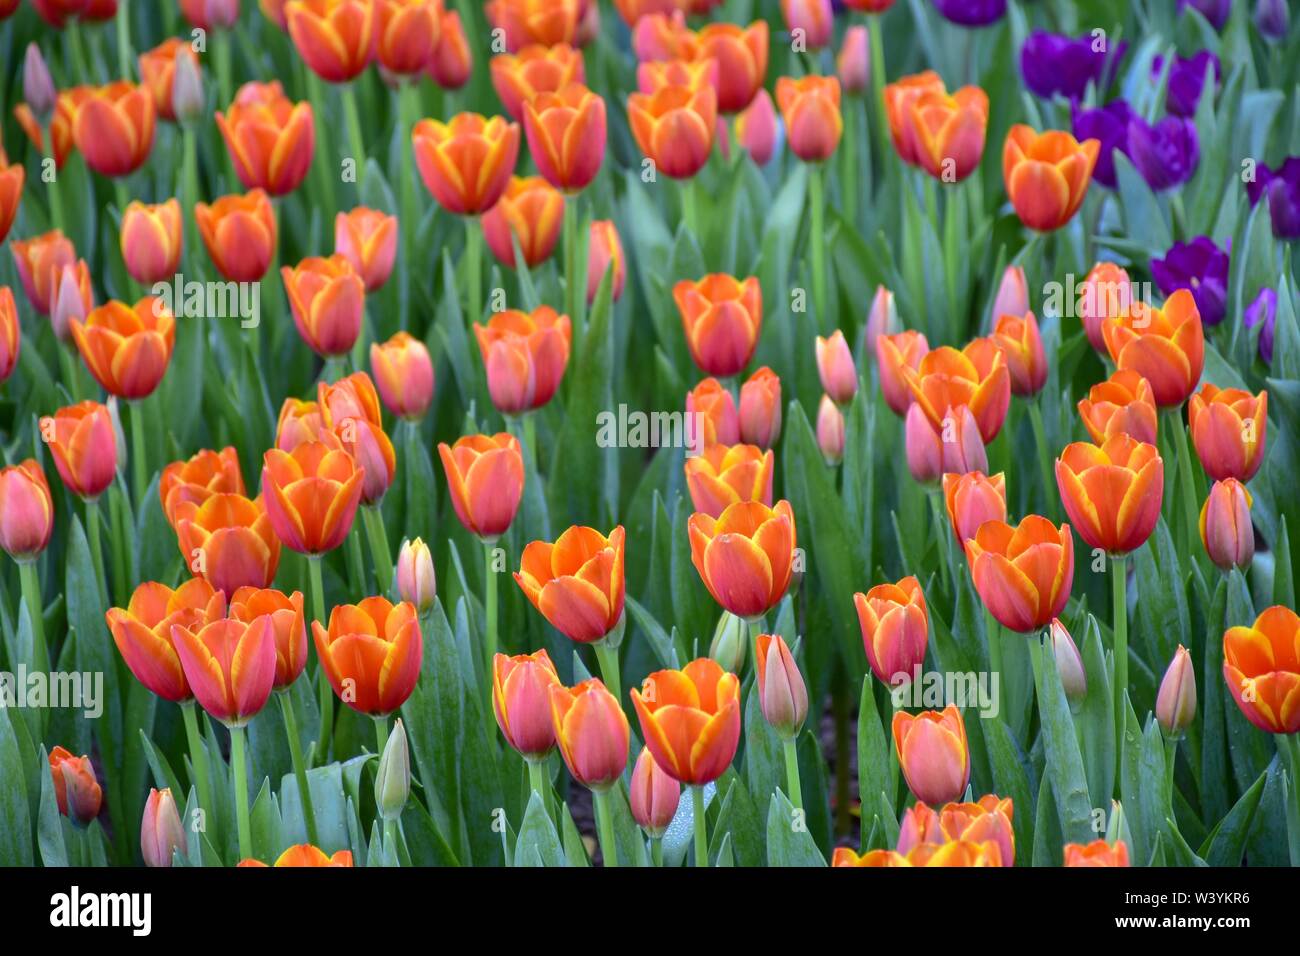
(875, 329, 930, 417)
(73, 82, 156, 177)
(775, 75, 842, 162)
(515, 525, 625, 643)
(318, 371, 396, 503)
(41, 401, 117, 500)
(883, 71, 946, 166)
(48, 260, 94, 342)
(854, 576, 928, 687)
(313, 597, 422, 716)
(275, 398, 324, 451)
(549, 677, 629, 789)
(688, 499, 796, 620)
(1222, 605, 1300, 735)
(1201, 478, 1254, 571)
(1056, 434, 1163, 555)
(687, 378, 739, 448)
(941, 470, 1006, 545)
(49, 746, 102, 826)
(261, 436, 366, 554)
(491, 44, 585, 121)
(587, 219, 625, 303)
(738, 366, 781, 448)
(990, 310, 1046, 397)
(216, 80, 315, 196)
(438, 433, 526, 541)
(0, 286, 19, 384)
(833, 840, 1002, 867)
(614, 0, 679, 26)
(282, 255, 365, 358)
(636, 58, 717, 97)
(119, 199, 182, 285)
(523, 83, 606, 193)
(632, 10, 691, 61)
(897, 795, 1015, 866)
(684, 443, 773, 518)
(138, 38, 200, 122)
(899, 85, 987, 182)
(627, 84, 717, 180)
(481, 176, 566, 268)
(230, 586, 308, 689)
(13, 87, 86, 170)
(285, 0, 375, 82)
(1101, 290, 1204, 407)
(492, 649, 561, 759)
(905, 402, 986, 482)
(173, 616, 278, 726)
(1003, 126, 1099, 232)
(817, 394, 845, 466)
(370, 331, 434, 420)
(335, 207, 397, 291)
(159, 447, 246, 529)
(675, 274, 762, 377)
(755, 633, 808, 739)
(815, 329, 858, 405)
(9, 229, 76, 316)
(107, 579, 227, 702)
(427, 8, 471, 89)
(0, 460, 54, 560)
(629, 746, 679, 838)
(902, 339, 1011, 444)
(1188, 384, 1268, 483)
(1077, 369, 1157, 446)
(241, 845, 355, 867)
(69, 297, 176, 400)
(174, 493, 283, 596)
(693, 22, 767, 112)
(893, 705, 969, 805)
(1064, 840, 1130, 867)
(412, 113, 521, 216)
(473, 306, 572, 414)
(487, 0, 579, 51)
(195, 190, 278, 282)
(632, 658, 741, 785)
(1079, 261, 1134, 353)
(965, 516, 1074, 633)
(0, 151, 23, 245)
(375, 0, 440, 75)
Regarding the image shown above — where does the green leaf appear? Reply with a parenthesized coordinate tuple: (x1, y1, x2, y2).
(0, 707, 34, 865)
(765, 790, 825, 867)
(1200, 767, 1267, 866)
(514, 791, 565, 868)
(1031, 636, 1095, 845)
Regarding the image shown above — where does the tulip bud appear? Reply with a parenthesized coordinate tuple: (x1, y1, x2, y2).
(50, 262, 92, 342)
(396, 537, 436, 612)
(375, 718, 411, 820)
(23, 44, 56, 124)
(739, 367, 782, 448)
(989, 265, 1028, 331)
(864, 285, 899, 357)
(629, 747, 679, 838)
(816, 330, 858, 405)
(0, 460, 54, 561)
(1049, 618, 1087, 704)
(1156, 645, 1197, 736)
(837, 26, 870, 94)
(1200, 479, 1254, 571)
(587, 220, 625, 304)
(49, 746, 102, 826)
(755, 634, 808, 739)
(817, 394, 845, 466)
(171, 49, 204, 124)
(141, 787, 187, 867)
(734, 89, 778, 166)
(709, 611, 748, 675)
(1255, 0, 1289, 40)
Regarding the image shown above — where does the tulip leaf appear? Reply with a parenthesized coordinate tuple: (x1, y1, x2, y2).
(1223, 570, 1274, 791)
(856, 676, 890, 829)
(36, 746, 68, 868)
(1199, 577, 1233, 825)
(626, 596, 678, 673)
(0, 707, 34, 866)
(559, 803, 591, 868)
(743, 688, 782, 815)
(1030, 773, 1062, 867)
(984, 717, 1035, 867)
(1076, 614, 1116, 808)
(1200, 767, 1267, 866)
(514, 791, 565, 868)
(1030, 636, 1095, 846)
(710, 773, 765, 867)
(764, 790, 825, 867)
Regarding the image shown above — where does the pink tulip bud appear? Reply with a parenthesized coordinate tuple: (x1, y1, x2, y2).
(23, 44, 56, 123)
(396, 537, 436, 612)
(864, 285, 899, 358)
(735, 88, 778, 166)
(141, 787, 187, 867)
(1049, 618, 1087, 703)
(172, 49, 205, 124)
(816, 329, 858, 405)
(817, 394, 845, 466)
(756, 633, 808, 739)
(837, 26, 870, 94)
(1156, 645, 1197, 736)
(629, 747, 679, 838)
(989, 265, 1028, 331)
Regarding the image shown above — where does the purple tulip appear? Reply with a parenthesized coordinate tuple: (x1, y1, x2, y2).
(1151, 237, 1230, 326)
(1246, 157, 1300, 239)
(1244, 287, 1277, 363)
(932, 0, 1007, 27)
(1153, 51, 1221, 117)
(1179, 0, 1232, 29)
(1021, 31, 1127, 101)
(1255, 0, 1290, 39)
(1126, 115, 1200, 191)
(1073, 99, 1133, 188)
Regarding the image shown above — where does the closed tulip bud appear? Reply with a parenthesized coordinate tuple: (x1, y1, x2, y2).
(899, 85, 988, 182)
(481, 176, 565, 269)
(684, 444, 773, 518)
(910, 403, 988, 482)
(49, 261, 93, 342)
(174, 493, 281, 595)
(229, 587, 307, 689)
(1189, 384, 1268, 483)
(738, 366, 782, 448)
(903, 340, 1011, 444)
(107, 579, 227, 703)
(837, 26, 870, 94)
(1079, 262, 1133, 353)
(989, 266, 1028, 328)
(893, 705, 970, 806)
(1200, 479, 1254, 571)
(173, 616, 278, 726)
(262, 437, 365, 554)
(196, 190, 278, 283)
(675, 274, 762, 378)
(0, 288, 20, 386)
(375, 0, 439, 75)
(427, 9, 472, 89)
(396, 538, 436, 612)
(159, 446, 245, 528)
(141, 787, 187, 867)
(694, 22, 768, 113)
(629, 747, 679, 837)
(171, 46, 205, 124)
(0, 460, 54, 561)
(49, 746, 102, 826)
(474, 307, 572, 414)
(687, 378, 740, 448)
(313, 598, 423, 716)
(734, 88, 778, 166)
(42, 401, 118, 500)
(876, 329, 929, 416)
(627, 84, 717, 179)
(1256, 0, 1289, 39)
(1003, 125, 1099, 231)
(903, 404, 949, 482)
(335, 207, 397, 292)
(941, 470, 1006, 545)
(755, 634, 808, 739)
(282, 255, 365, 358)
(550, 678, 630, 790)
(1078, 369, 1158, 446)
(138, 38, 199, 123)
(991, 310, 1046, 396)
(1156, 645, 1197, 736)
(285, 0, 373, 82)
(587, 220, 625, 303)
(374, 718, 411, 820)
(275, 398, 324, 451)
(689, 500, 796, 621)
(217, 81, 315, 196)
(523, 83, 606, 194)
(816, 330, 858, 405)
(781, 0, 832, 48)
(854, 576, 928, 687)
(23, 44, 56, 123)
(516, 526, 625, 643)
(1064, 839, 1130, 867)
(493, 650, 560, 759)
(438, 434, 526, 542)
(966, 516, 1074, 633)
(412, 113, 521, 216)
(776, 75, 843, 162)
(633, 659, 741, 785)
(318, 371, 397, 504)
(708, 612, 747, 675)
(10, 230, 76, 317)
(1223, 605, 1300, 735)
(1102, 290, 1205, 407)
(1057, 435, 1164, 555)
(180, 0, 239, 29)
(491, 44, 584, 120)
(863, 287, 899, 357)
(70, 298, 176, 400)
(1050, 618, 1087, 703)
(369, 331, 433, 421)
(120, 199, 183, 285)
(817, 394, 846, 466)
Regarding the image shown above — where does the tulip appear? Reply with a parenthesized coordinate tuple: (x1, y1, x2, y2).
(174, 493, 282, 595)
(1223, 605, 1300, 735)
(989, 266, 1028, 329)
(523, 83, 606, 193)
(834, 841, 1003, 867)
(1021, 30, 1127, 102)
(1050, 617, 1088, 703)
(1056, 435, 1164, 555)
(636, 58, 717, 97)
(1078, 262, 1134, 353)
(375, 0, 439, 75)
(396, 537, 436, 612)
(1072, 99, 1132, 189)
(375, 718, 410, 820)
(438, 434, 526, 541)
(230, 587, 308, 690)
(427, 9, 472, 89)
(629, 746, 679, 839)
(816, 330, 858, 405)
(195, 190, 278, 282)
(0, 460, 54, 561)
(0, 287, 20, 385)
(73, 82, 156, 178)
(180, 0, 239, 28)
(492, 650, 560, 759)
(817, 394, 846, 466)
(138, 38, 200, 122)
(120, 200, 183, 285)
(782, 0, 832, 48)
(285, 0, 374, 82)
(627, 84, 718, 179)
(875, 329, 930, 416)
(632, 658, 741, 785)
(42, 401, 117, 500)
(693, 22, 768, 113)
(990, 311, 1046, 396)
(1246, 158, 1300, 242)
(141, 788, 187, 867)
(903, 340, 1009, 444)
(1201, 479, 1254, 571)
(171, 46, 205, 124)
(1064, 840, 1130, 867)
(481, 176, 566, 268)
(899, 85, 988, 182)
(1188, 384, 1268, 483)
(587, 220, 626, 303)
(1256, 0, 1290, 39)
(739, 366, 781, 448)
(687, 378, 740, 449)
(369, 331, 434, 420)
(22, 43, 56, 124)
(688, 500, 796, 620)
(313, 598, 423, 716)
(276, 398, 324, 451)
(905, 403, 987, 482)
(70, 298, 176, 400)
(884, 73, 948, 168)
(335, 207, 397, 292)
(107, 579, 227, 702)
(941, 470, 1006, 545)
(0, 154, 22, 246)
(854, 576, 928, 687)
(613, 0, 678, 25)
(684, 444, 773, 518)
(837, 26, 870, 94)
(9, 230, 76, 316)
(1101, 289, 1204, 407)
(159, 446, 246, 528)
(1002, 125, 1100, 231)
(734, 88, 778, 166)
(216, 81, 315, 196)
(549, 678, 630, 789)
(48, 262, 94, 342)
(241, 845, 355, 866)
(282, 255, 365, 358)
(775, 75, 843, 162)
(49, 747, 102, 826)
(412, 113, 521, 216)
(1157, 644, 1197, 736)
(13, 88, 86, 171)
(490, 44, 585, 121)
(933, 0, 1006, 25)
(473, 306, 572, 414)
(318, 371, 397, 504)
(172, 616, 277, 726)
(261, 437, 366, 554)
(632, 11, 690, 61)
(897, 794, 1015, 866)
(1152, 236, 1229, 328)
(1077, 369, 1158, 446)
(515, 525, 626, 643)
(675, 274, 762, 377)
(487, 0, 579, 51)
(1127, 115, 1199, 192)
(965, 516, 1074, 633)
(893, 705, 970, 805)
(753, 634, 807, 743)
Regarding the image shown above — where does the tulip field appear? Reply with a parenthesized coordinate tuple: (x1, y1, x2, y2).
(0, 0, 1299, 886)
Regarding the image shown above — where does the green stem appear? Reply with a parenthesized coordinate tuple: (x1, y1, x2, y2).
(362, 505, 395, 596)
(129, 400, 148, 507)
(593, 638, 621, 698)
(593, 787, 619, 868)
(374, 714, 388, 754)
(64, 22, 90, 86)
(523, 413, 538, 475)
(1112, 554, 1128, 745)
(229, 725, 253, 862)
(43, 126, 64, 234)
(1163, 733, 1178, 809)
(745, 615, 765, 675)
(840, 100, 858, 228)
(1164, 408, 1201, 557)
(651, 836, 663, 867)
(85, 497, 108, 605)
(384, 817, 400, 864)
(527, 758, 546, 799)
(679, 177, 697, 238)
(809, 163, 829, 330)
(985, 607, 1004, 723)
(1028, 397, 1057, 520)
(868, 16, 889, 166)
(308, 555, 334, 765)
(831, 662, 851, 836)
(464, 217, 482, 325)
(181, 124, 200, 269)
(782, 737, 804, 811)
(1279, 734, 1300, 866)
(928, 492, 953, 595)
(397, 81, 418, 267)
(563, 195, 580, 338)
(180, 700, 214, 835)
(691, 784, 708, 867)
(278, 691, 320, 847)
(18, 561, 49, 677)
(341, 80, 366, 192)
(345, 524, 367, 592)
(115, 1, 131, 78)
